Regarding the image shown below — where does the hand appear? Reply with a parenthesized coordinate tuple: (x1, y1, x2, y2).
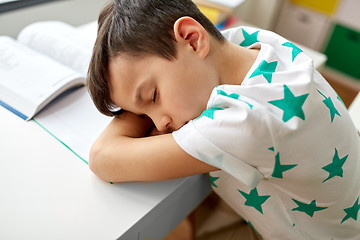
(111, 111, 154, 138)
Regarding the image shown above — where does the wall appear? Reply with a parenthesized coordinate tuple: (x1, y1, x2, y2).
(0, 0, 285, 38)
(0, 0, 108, 38)
(235, 0, 284, 30)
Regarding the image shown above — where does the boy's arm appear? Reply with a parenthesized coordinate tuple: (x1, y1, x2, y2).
(89, 111, 219, 182)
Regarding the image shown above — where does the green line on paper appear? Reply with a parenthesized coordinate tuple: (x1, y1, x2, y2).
(33, 119, 88, 165)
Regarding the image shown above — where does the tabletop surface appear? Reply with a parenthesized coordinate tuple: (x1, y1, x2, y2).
(0, 105, 211, 239)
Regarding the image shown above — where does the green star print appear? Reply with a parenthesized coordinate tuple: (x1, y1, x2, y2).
(247, 221, 262, 237)
(217, 89, 253, 109)
(322, 148, 348, 183)
(238, 188, 270, 214)
(337, 95, 346, 107)
(282, 42, 303, 61)
(268, 84, 309, 122)
(195, 108, 223, 120)
(341, 197, 360, 224)
(317, 90, 341, 122)
(209, 175, 220, 188)
(240, 29, 259, 47)
(271, 152, 297, 179)
(292, 199, 328, 217)
(250, 60, 278, 83)
(217, 89, 239, 100)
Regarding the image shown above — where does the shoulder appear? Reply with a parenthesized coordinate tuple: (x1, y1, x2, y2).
(221, 26, 285, 46)
(221, 26, 314, 71)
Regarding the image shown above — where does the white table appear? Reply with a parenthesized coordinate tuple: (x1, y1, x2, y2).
(0, 106, 211, 239)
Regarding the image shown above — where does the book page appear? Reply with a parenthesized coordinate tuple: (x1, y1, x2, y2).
(17, 21, 94, 76)
(0, 36, 83, 120)
(34, 87, 112, 162)
(76, 21, 98, 46)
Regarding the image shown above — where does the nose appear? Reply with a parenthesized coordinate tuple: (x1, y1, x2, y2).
(152, 114, 171, 132)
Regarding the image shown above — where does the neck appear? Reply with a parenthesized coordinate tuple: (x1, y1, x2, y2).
(209, 39, 259, 86)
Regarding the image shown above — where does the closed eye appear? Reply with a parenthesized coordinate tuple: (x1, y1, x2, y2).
(152, 89, 157, 103)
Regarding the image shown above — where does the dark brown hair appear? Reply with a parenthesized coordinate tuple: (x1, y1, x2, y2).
(87, 0, 226, 116)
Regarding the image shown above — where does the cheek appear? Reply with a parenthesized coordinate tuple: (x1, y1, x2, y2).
(170, 91, 208, 119)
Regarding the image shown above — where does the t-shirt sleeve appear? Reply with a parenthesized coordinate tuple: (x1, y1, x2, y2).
(172, 92, 277, 188)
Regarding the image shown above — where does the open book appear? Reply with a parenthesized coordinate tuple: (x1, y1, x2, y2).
(0, 21, 95, 120)
(0, 21, 112, 162)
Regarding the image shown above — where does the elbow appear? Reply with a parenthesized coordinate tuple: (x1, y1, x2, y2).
(88, 143, 118, 183)
(88, 143, 98, 173)
(88, 143, 105, 180)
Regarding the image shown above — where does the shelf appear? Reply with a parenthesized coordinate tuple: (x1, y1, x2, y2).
(0, 0, 58, 14)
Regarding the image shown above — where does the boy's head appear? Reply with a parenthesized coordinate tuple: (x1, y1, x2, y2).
(87, 0, 225, 131)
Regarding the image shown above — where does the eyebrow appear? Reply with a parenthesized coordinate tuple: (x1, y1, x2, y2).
(135, 88, 142, 105)
(135, 81, 146, 105)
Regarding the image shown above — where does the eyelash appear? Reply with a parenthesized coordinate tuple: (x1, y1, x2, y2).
(152, 89, 157, 103)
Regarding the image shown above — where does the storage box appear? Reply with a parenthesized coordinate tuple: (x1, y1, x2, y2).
(275, 3, 330, 51)
(290, 0, 339, 15)
(197, 4, 230, 24)
(324, 24, 360, 79)
(335, 0, 360, 31)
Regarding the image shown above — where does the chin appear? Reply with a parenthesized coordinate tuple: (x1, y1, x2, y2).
(172, 121, 188, 132)
(179, 121, 190, 130)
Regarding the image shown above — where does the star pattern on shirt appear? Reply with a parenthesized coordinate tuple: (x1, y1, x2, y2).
(195, 108, 224, 120)
(322, 148, 349, 183)
(268, 84, 309, 122)
(282, 42, 303, 61)
(247, 221, 261, 237)
(217, 89, 253, 109)
(209, 175, 220, 188)
(197, 152, 223, 167)
(238, 187, 270, 214)
(271, 152, 297, 179)
(250, 60, 278, 83)
(217, 89, 239, 100)
(174, 27, 360, 235)
(291, 199, 328, 217)
(317, 90, 341, 122)
(240, 29, 259, 47)
(337, 95, 346, 107)
(341, 197, 360, 224)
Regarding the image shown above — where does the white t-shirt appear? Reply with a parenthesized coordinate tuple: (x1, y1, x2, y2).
(172, 26, 360, 239)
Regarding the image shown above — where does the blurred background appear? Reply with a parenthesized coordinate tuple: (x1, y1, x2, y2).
(1, 0, 359, 107)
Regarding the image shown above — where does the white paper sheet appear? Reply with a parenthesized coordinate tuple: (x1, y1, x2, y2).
(34, 87, 112, 162)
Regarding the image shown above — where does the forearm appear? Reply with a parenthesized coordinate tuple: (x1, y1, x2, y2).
(100, 111, 153, 138)
(89, 112, 219, 183)
(88, 111, 153, 181)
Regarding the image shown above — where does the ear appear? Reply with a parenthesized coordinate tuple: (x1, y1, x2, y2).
(173, 17, 210, 59)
